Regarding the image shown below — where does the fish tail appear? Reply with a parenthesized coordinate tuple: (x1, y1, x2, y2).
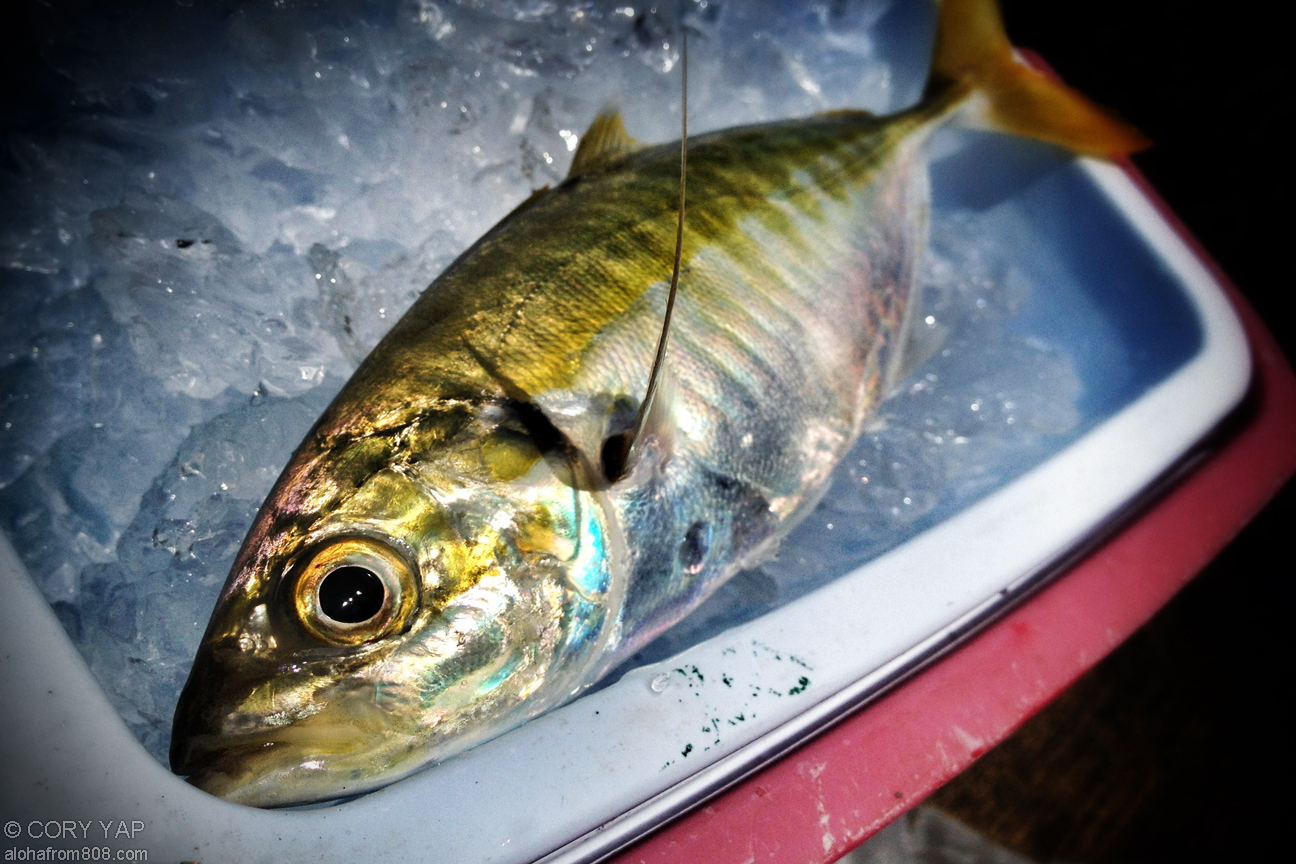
(927, 0, 1150, 156)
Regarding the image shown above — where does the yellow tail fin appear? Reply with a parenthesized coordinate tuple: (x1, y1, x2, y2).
(929, 0, 1150, 156)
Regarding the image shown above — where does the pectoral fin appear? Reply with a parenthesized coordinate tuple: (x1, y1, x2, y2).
(886, 283, 948, 396)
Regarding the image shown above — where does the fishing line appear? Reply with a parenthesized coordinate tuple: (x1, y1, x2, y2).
(623, 27, 688, 478)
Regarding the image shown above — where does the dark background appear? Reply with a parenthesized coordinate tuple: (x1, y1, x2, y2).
(930, 3, 1291, 862)
(2, 2, 1289, 861)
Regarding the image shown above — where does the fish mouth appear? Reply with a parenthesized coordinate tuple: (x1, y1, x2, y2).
(174, 735, 290, 801)
(169, 635, 398, 806)
(173, 728, 296, 804)
(173, 725, 382, 808)
(171, 677, 389, 808)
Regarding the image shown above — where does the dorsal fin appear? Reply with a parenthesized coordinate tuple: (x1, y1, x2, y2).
(567, 111, 644, 178)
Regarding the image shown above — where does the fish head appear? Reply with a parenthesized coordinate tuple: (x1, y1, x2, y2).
(171, 400, 623, 806)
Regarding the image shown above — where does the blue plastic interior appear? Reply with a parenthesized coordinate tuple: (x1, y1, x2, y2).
(612, 138, 1204, 672)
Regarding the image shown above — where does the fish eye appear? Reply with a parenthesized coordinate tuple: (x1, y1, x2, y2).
(290, 537, 419, 645)
(319, 566, 386, 623)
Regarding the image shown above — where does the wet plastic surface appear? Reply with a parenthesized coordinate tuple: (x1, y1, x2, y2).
(603, 163, 1296, 864)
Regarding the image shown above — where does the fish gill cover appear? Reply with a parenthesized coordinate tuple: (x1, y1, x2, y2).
(0, 0, 1093, 767)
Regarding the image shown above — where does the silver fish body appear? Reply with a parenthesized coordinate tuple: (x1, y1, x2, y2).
(170, 108, 934, 806)
(170, 0, 1146, 806)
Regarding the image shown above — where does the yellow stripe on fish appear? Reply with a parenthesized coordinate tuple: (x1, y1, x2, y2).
(170, 0, 1147, 807)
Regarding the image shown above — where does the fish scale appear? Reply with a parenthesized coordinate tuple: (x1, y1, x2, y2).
(171, 0, 1149, 806)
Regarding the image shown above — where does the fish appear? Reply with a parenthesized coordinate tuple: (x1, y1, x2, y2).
(170, 0, 1146, 807)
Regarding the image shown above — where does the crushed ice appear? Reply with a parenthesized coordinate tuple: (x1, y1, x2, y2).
(0, 0, 1080, 765)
